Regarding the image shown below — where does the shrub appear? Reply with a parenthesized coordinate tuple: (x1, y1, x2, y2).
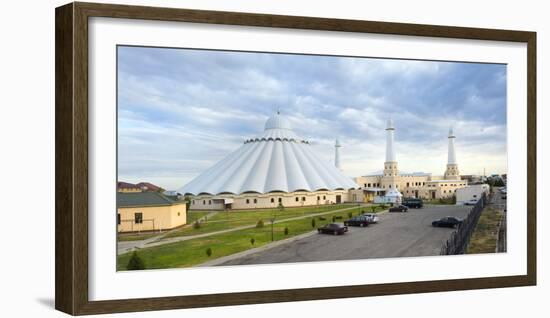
(256, 219, 264, 228)
(193, 221, 201, 229)
(348, 212, 353, 218)
(284, 227, 289, 235)
(311, 218, 316, 228)
(206, 247, 212, 257)
(126, 251, 145, 270)
(332, 215, 336, 222)
(319, 217, 326, 221)
(250, 237, 255, 245)
(371, 206, 377, 213)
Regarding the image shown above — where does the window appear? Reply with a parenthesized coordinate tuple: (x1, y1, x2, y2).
(323, 195, 326, 200)
(192, 200, 195, 205)
(117, 213, 120, 225)
(368, 183, 371, 187)
(278, 198, 282, 203)
(134, 212, 143, 224)
(406, 182, 409, 187)
(178, 212, 181, 216)
(254, 199, 257, 204)
(295, 197, 299, 202)
(271, 198, 274, 203)
(246, 199, 250, 204)
(364, 183, 367, 187)
(208, 200, 211, 205)
(203, 200, 205, 205)
(302, 197, 306, 201)
(317, 196, 320, 200)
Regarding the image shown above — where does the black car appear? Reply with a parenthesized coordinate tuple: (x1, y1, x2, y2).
(403, 198, 423, 208)
(389, 205, 408, 212)
(318, 223, 348, 235)
(432, 216, 462, 228)
(344, 216, 369, 227)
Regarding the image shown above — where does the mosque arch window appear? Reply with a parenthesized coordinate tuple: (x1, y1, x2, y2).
(208, 200, 211, 205)
(295, 197, 299, 202)
(278, 198, 282, 203)
(271, 198, 274, 203)
(302, 197, 306, 201)
(323, 195, 326, 200)
(246, 199, 250, 204)
(253, 199, 257, 204)
(203, 200, 206, 205)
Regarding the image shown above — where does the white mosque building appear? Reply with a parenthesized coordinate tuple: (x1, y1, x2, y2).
(353, 119, 467, 203)
(178, 112, 358, 210)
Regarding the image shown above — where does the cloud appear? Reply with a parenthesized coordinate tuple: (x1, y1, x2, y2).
(117, 46, 507, 190)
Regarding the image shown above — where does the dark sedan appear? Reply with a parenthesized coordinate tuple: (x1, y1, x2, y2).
(389, 205, 408, 212)
(344, 216, 369, 227)
(432, 216, 462, 228)
(318, 223, 348, 235)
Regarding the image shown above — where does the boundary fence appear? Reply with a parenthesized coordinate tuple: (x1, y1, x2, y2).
(440, 193, 487, 255)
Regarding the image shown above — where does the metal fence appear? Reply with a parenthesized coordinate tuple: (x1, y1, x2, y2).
(440, 193, 487, 255)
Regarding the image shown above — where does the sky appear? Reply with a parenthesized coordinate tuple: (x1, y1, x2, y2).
(117, 46, 507, 190)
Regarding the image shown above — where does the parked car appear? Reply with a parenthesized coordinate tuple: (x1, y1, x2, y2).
(432, 216, 462, 228)
(501, 195, 507, 199)
(389, 205, 408, 212)
(362, 213, 380, 223)
(318, 223, 348, 235)
(403, 198, 423, 208)
(464, 199, 478, 205)
(344, 216, 370, 227)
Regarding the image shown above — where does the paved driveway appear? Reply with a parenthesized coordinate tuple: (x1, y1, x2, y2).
(218, 204, 471, 266)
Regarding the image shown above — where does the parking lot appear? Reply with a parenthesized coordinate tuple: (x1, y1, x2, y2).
(218, 204, 472, 266)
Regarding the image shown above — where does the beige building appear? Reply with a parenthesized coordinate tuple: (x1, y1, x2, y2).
(354, 123, 467, 202)
(117, 192, 187, 233)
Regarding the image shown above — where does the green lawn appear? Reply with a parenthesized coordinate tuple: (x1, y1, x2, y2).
(166, 203, 360, 239)
(467, 207, 502, 254)
(117, 232, 161, 242)
(117, 206, 372, 270)
(187, 211, 210, 223)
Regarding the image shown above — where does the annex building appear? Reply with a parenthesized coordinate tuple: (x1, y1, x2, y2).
(353, 119, 467, 202)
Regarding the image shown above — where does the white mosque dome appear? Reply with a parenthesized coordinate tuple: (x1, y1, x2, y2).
(178, 113, 358, 196)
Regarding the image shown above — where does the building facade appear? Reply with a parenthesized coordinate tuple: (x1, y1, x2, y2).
(354, 121, 467, 202)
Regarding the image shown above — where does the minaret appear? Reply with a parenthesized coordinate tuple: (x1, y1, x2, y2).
(334, 139, 342, 170)
(444, 127, 460, 180)
(382, 118, 399, 189)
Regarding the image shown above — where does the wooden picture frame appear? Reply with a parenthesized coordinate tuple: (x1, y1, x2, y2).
(55, 1, 536, 315)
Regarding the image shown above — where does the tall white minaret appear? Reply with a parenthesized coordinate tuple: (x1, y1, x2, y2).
(382, 119, 399, 184)
(385, 118, 396, 162)
(444, 127, 460, 180)
(334, 139, 342, 170)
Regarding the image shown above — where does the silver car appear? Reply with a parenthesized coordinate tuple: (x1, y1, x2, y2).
(362, 213, 380, 223)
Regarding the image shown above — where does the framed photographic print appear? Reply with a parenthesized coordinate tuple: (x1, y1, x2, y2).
(55, 2, 536, 315)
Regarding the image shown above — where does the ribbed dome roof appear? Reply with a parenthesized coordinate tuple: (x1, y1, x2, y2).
(178, 113, 358, 195)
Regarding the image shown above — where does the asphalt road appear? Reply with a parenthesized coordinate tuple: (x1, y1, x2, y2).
(219, 204, 472, 266)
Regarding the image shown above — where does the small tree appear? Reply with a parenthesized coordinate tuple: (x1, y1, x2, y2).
(332, 215, 336, 222)
(371, 205, 377, 213)
(284, 227, 289, 235)
(206, 247, 212, 257)
(311, 218, 316, 228)
(126, 251, 145, 270)
(348, 212, 353, 219)
(256, 219, 264, 228)
(277, 202, 284, 211)
(193, 221, 201, 229)
(250, 238, 255, 245)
